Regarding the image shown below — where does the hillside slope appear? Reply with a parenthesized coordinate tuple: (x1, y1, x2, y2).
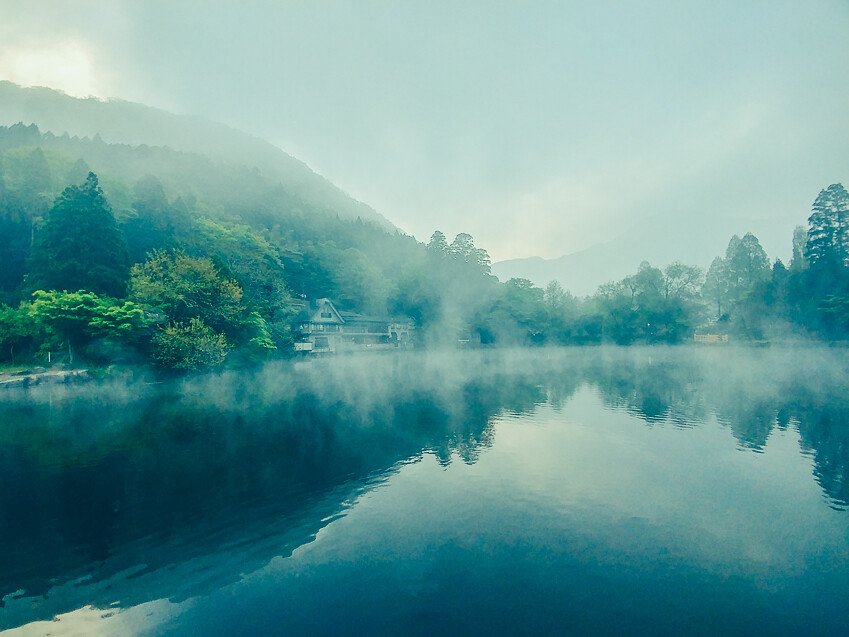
(0, 81, 392, 228)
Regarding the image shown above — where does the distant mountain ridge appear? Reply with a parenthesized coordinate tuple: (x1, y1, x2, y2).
(493, 209, 793, 296)
(0, 81, 392, 228)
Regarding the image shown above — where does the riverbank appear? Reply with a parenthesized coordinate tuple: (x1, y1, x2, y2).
(0, 367, 90, 389)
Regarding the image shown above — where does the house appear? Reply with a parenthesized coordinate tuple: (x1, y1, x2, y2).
(293, 298, 414, 354)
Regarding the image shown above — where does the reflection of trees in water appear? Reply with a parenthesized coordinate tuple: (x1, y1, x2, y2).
(1, 348, 846, 628)
(587, 357, 710, 426)
(573, 348, 849, 508)
(0, 354, 546, 626)
(795, 404, 849, 509)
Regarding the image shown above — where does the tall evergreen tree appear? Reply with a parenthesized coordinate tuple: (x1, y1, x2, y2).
(727, 232, 770, 292)
(790, 225, 808, 272)
(427, 230, 448, 254)
(27, 172, 130, 297)
(805, 183, 849, 269)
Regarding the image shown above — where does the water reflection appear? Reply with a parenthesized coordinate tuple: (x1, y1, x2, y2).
(0, 347, 847, 631)
(0, 353, 546, 628)
(574, 347, 849, 507)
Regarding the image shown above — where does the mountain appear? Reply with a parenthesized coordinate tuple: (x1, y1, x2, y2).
(493, 210, 796, 296)
(0, 81, 392, 229)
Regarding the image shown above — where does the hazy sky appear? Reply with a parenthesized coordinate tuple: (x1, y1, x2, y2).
(1, 1, 848, 261)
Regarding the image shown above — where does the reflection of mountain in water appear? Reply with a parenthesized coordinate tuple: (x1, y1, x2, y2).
(0, 354, 545, 629)
(1, 347, 847, 630)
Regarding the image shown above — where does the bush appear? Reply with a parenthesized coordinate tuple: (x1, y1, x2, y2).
(151, 318, 230, 371)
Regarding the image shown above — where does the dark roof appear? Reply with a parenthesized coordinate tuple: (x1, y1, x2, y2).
(290, 299, 413, 326)
(339, 311, 410, 324)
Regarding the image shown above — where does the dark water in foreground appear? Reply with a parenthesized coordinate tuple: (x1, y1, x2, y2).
(1, 347, 848, 635)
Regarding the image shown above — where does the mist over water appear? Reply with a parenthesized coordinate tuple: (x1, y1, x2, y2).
(1, 346, 849, 635)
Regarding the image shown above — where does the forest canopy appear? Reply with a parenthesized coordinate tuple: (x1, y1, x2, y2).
(0, 123, 847, 371)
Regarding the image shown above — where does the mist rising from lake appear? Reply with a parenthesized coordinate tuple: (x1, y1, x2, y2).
(1, 346, 848, 635)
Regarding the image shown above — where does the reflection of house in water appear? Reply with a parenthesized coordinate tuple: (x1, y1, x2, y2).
(293, 298, 414, 354)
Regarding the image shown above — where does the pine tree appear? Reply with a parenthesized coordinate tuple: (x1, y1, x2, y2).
(27, 172, 130, 297)
(427, 230, 448, 254)
(804, 183, 849, 269)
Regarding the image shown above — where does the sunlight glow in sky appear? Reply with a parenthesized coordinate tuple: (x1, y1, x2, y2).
(0, 40, 103, 99)
(0, 1, 847, 263)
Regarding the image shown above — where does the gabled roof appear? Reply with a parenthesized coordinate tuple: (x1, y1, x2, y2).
(309, 298, 345, 324)
(293, 298, 414, 327)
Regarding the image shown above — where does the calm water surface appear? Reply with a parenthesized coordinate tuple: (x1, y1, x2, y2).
(1, 347, 848, 635)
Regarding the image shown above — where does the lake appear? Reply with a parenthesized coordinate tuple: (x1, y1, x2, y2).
(1, 347, 848, 635)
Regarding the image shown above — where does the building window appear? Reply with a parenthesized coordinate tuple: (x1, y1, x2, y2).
(320, 311, 332, 318)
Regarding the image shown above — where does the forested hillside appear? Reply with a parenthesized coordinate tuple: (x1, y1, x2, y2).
(0, 122, 511, 368)
(0, 107, 847, 372)
(0, 81, 390, 228)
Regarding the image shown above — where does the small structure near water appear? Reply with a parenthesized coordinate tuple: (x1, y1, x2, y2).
(694, 333, 729, 344)
(293, 298, 414, 354)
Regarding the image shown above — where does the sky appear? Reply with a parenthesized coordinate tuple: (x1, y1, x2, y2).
(1, 0, 848, 262)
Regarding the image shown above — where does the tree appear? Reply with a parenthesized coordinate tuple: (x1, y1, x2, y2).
(703, 256, 729, 320)
(27, 172, 130, 297)
(662, 262, 703, 300)
(448, 233, 492, 274)
(28, 290, 148, 363)
(702, 234, 769, 322)
(790, 225, 808, 272)
(0, 303, 39, 363)
(726, 233, 770, 294)
(449, 233, 476, 261)
(151, 318, 230, 371)
(427, 230, 448, 254)
(18, 147, 52, 214)
(805, 184, 849, 269)
(478, 278, 546, 344)
(121, 175, 178, 264)
(543, 280, 580, 343)
(543, 280, 571, 313)
(192, 218, 293, 320)
(129, 250, 245, 337)
(627, 261, 664, 305)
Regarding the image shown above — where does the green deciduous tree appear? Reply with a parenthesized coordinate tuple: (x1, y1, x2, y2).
(129, 250, 244, 337)
(662, 262, 703, 301)
(0, 303, 39, 363)
(28, 290, 148, 363)
(192, 218, 293, 320)
(151, 318, 230, 371)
